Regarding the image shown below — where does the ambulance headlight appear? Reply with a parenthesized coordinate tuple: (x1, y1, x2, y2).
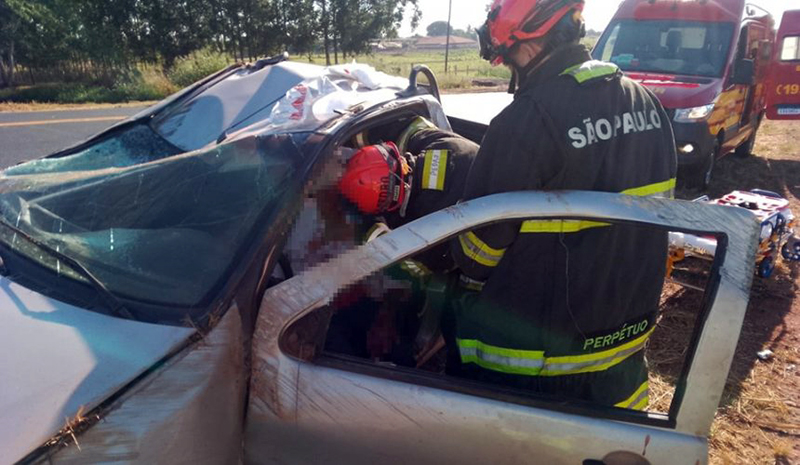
(674, 104, 715, 123)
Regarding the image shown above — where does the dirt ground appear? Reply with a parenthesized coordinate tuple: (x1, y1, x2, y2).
(655, 120, 800, 464)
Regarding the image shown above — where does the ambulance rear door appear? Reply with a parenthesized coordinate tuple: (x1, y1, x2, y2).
(766, 10, 800, 120)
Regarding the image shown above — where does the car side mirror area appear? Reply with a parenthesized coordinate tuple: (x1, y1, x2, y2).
(731, 58, 755, 86)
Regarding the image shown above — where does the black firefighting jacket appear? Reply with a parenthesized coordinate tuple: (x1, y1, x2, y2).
(450, 43, 678, 408)
(380, 128, 478, 272)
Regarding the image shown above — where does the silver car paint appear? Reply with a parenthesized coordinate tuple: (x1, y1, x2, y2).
(245, 191, 758, 464)
(0, 278, 195, 464)
(44, 304, 246, 464)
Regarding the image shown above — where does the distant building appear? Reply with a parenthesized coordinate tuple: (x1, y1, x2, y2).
(414, 36, 478, 50)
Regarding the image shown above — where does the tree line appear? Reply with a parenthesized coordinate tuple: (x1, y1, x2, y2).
(0, 0, 420, 88)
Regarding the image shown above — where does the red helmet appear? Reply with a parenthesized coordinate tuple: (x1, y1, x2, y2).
(479, 0, 584, 65)
(339, 142, 411, 215)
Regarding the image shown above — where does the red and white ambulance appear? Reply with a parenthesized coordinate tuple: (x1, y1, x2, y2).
(594, 0, 798, 189)
(766, 9, 800, 120)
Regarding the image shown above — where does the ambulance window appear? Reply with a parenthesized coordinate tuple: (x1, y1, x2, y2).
(780, 36, 800, 61)
(735, 26, 749, 60)
(601, 23, 621, 62)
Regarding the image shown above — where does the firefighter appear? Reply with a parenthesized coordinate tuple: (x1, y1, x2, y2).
(339, 117, 479, 271)
(451, 0, 677, 410)
(338, 118, 479, 364)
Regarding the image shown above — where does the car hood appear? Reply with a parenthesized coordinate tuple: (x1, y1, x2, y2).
(0, 277, 194, 463)
(626, 72, 722, 110)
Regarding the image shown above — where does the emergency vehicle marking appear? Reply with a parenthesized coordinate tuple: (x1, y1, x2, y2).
(568, 110, 662, 148)
(422, 149, 448, 191)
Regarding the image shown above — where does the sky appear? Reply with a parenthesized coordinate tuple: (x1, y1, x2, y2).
(399, 0, 797, 37)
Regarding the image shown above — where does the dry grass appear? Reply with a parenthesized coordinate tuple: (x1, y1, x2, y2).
(0, 101, 157, 113)
(650, 120, 800, 464)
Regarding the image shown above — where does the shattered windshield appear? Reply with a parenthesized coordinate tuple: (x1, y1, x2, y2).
(0, 62, 407, 317)
(594, 20, 735, 77)
(0, 131, 310, 310)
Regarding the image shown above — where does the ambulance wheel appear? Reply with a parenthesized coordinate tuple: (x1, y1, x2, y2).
(736, 114, 762, 157)
(758, 256, 775, 279)
(782, 242, 800, 262)
(688, 141, 718, 191)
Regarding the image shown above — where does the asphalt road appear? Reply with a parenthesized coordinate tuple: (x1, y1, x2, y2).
(0, 106, 149, 169)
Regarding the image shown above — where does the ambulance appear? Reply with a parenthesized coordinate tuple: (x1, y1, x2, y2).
(594, 0, 799, 189)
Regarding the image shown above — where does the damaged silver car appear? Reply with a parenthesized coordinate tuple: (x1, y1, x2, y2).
(0, 56, 758, 465)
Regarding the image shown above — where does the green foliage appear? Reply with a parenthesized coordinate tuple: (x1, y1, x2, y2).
(168, 51, 231, 87)
(0, 67, 176, 103)
(427, 21, 450, 37)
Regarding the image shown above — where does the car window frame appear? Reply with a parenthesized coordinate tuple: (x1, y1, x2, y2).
(258, 191, 759, 436)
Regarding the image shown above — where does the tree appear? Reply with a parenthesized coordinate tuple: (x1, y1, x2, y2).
(452, 26, 476, 40)
(318, 0, 419, 66)
(0, 0, 58, 87)
(426, 20, 450, 37)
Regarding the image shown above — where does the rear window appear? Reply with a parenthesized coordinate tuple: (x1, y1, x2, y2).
(780, 36, 800, 61)
(594, 20, 735, 77)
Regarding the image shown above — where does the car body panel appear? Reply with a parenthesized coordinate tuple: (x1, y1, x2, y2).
(246, 191, 758, 464)
(0, 277, 194, 464)
(0, 60, 434, 461)
(626, 73, 722, 113)
(43, 304, 246, 464)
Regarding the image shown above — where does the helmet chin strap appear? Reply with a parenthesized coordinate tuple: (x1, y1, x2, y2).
(507, 68, 518, 94)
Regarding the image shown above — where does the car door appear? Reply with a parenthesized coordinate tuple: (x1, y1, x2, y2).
(244, 191, 758, 465)
(766, 10, 800, 120)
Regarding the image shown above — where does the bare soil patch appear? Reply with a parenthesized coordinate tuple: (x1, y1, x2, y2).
(658, 120, 800, 464)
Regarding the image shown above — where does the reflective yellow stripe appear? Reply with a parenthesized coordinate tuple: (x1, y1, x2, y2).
(520, 220, 610, 234)
(458, 339, 545, 375)
(397, 116, 436, 154)
(458, 327, 654, 377)
(615, 381, 649, 410)
(621, 178, 676, 198)
(400, 258, 430, 278)
(421, 149, 448, 191)
(561, 60, 620, 83)
(539, 327, 654, 376)
(518, 178, 677, 234)
(632, 396, 649, 411)
(459, 274, 486, 291)
(458, 231, 506, 268)
(364, 223, 391, 243)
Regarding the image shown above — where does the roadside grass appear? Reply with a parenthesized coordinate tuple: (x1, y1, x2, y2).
(1, 38, 592, 105)
(651, 120, 800, 465)
(0, 101, 158, 112)
(0, 67, 177, 104)
(305, 48, 512, 82)
(1, 37, 600, 104)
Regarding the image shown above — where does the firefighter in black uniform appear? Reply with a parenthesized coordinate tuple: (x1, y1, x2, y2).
(336, 117, 479, 364)
(339, 116, 479, 271)
(451, 0, 677, 410)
